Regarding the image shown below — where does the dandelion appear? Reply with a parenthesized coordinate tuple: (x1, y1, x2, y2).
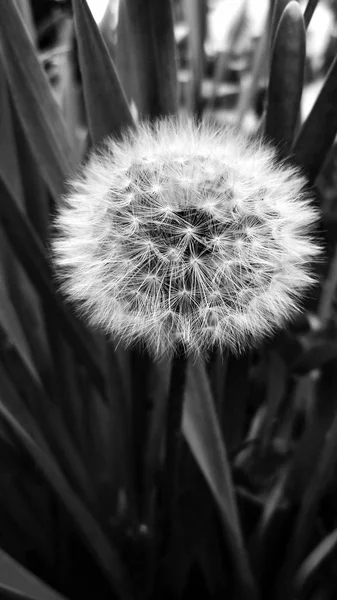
(52, 117, 321, 358)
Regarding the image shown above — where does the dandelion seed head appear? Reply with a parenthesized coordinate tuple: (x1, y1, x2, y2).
(52, 117, 322, 358)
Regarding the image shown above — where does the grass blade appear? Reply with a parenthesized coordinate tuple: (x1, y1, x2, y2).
(265, 1, 305, 155)
(295, 528, 337, 594)
(183, 360, 258, 600)
(0, 0, 76, 199)
(0, 177, 107, 400)
(220, 353, 250, 453)
(72, 0, 135, 145)
(0, 370, 132, 600)
(274, 358, 337, 599)
(286, 361, 337, 504)
(10, 103, 49, 241)
(0, 56, 52, 376)
(293, 53, 337, 183)
(304, 0, 321, 28)
(15, 0, 36, 44)
(0, 548, 68, 600)
(183, 0, 206, 118)
(116, 0, 178, 119)
(258, 351, 288, 452)
(0, 321, 96, 508)
(270, 0, 292, 46)
(0, 262, 35, 379)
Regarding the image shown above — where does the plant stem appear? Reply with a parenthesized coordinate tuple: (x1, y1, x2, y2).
(304, 0, 320, 29)
(161, 349, 188, 554)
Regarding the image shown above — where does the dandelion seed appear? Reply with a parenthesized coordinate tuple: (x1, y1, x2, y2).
(52, 117, 322, 358)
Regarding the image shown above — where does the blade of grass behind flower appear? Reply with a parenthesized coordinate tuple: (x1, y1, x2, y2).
(249, 466, 290, 580)
(58, 17, 84, 163)
(0, 0, 76, 200)
(285, 362, 336, 504)
(304, 0, 321, 28)
(0, 500, 54, 589)
(0, 268, 36, 381)
(294, 528, 337, 594)
(265, 2, 305, 156)
(0, 178, 107, 400)
(0, 455, 54, 576)
(72, 0, 135, 146)
(0, 324, 96, 508)
(144, 358, 172, 527)
(14, 0, 36, 44)
(5, 48, 92, 459)
(116, 0, 178, 119)
(317, 242, 337, 325)
(0, 58, 51, 381)
(10, 104, 49, 241)
(96, 341, 136, 523)
(183, 360, 258, 600)
(183, 0, 206, 118)
(220, 353, 250, 453)
(258, 351, 288, 453)
(274, 358, 337, 599)
(0, 547, 68, 600)
(293, 53, 337, 184)
(0, 369, 132, 600)
(99, 0, 119, 63)
(270, 0, 293, 45)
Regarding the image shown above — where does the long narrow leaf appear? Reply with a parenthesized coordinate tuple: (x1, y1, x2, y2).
(274, 358, 337, 599)
(0, 375, 132, 600)
(220, 353, 250, 452)
(293, 53, 337, 183)
(265, 1, 305, 155)
(259, 351, 288, 452)
(10, 103, 49, 241)
(0, 322, 96, 508)
(270, 0, 292, 45)
(295, 528, 337, 593)
(183, 360, 258, 600)
(304, 0, 321, 28)
(72, 0, 135, 145)
(0, 548, 68, 600)
(116, 0, 178, 119)
(0, 0, 76, 199)
(183, 0, 206, 117)
(0, 57, 51, 375)
(0, 178, 107, 400)
(286, 361, 337, 503)
(0, 249, 36, 379)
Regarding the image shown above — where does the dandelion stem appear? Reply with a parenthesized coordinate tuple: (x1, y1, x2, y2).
(161, 349, 188, 554)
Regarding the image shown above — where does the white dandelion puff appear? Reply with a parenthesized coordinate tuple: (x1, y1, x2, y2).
(51, 117, 322, 358)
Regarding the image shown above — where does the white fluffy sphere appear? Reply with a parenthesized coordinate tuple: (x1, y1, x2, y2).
(52, 118, 321, 358)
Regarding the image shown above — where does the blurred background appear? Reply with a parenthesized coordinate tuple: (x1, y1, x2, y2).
(32, 0, 337, 116)
(30, 0, 337, 209)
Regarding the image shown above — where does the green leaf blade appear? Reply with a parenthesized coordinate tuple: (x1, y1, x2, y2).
(183, 360, 258, 600)
(265, 1, 305, 155)
(0, 372, 132, 600)
(0, 179, 107, 400)
(0, 0, 76, 199)
(293, 54, 337, 182)
(295, 528, 337, 593)
(72, 0, 135, 145)
(116, 0, 178, 119)
(0, 548, 69, 600)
